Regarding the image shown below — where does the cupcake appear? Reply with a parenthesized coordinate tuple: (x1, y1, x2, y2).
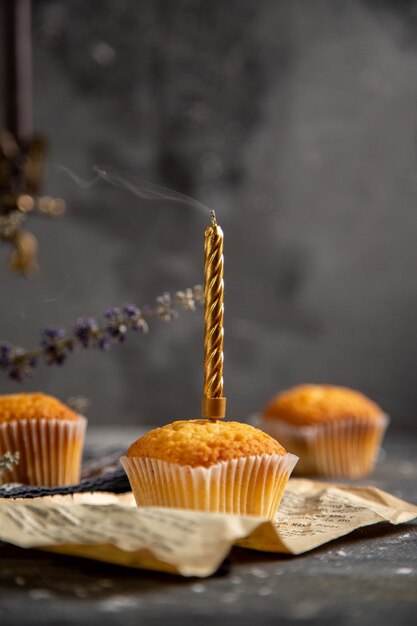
(0, 392, 86, 486)
(261, 384, 388, 478)
(121, 420, 298, 518)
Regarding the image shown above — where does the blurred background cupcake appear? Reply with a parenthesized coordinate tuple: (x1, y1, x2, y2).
(261, 384, 388, 478)
(0, 392, 86, 486)
(121, 419, 298, 518)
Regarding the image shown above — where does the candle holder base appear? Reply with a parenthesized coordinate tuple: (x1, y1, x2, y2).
(202, 396, 227, 420)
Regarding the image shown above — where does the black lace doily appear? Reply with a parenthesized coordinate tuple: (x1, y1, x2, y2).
(0, 448, 131, 498)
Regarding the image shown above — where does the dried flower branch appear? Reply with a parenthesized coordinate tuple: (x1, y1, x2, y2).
(0, 131, 65, 276)
(0, 285, 204, 382)
(0, 451, 20, 479)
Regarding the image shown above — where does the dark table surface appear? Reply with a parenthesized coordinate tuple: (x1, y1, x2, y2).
(0, 426, 416, 626)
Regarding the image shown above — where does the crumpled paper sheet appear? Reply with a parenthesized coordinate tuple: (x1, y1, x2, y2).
(0, 479, 416, 577)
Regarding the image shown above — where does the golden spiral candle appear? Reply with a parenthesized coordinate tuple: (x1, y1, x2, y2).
(202, 210, 226, 420)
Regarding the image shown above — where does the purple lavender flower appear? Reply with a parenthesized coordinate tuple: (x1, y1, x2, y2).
(0, 343, 13, 369)
(104, 307, 120, 319)
(104, 308, 127, 342)
(123, 304, 140, 318)
(74, 317, 99, 348)
(9, 366, 28, 382)
(40, 326, 68, 365)
(98, 333, 112, 351)
(9, 355, 37, 382)
(29, 356, 38, 368)
(41, 326, 66, 343)
(45, 351, 66, 366)
(123, 304, 148, 333)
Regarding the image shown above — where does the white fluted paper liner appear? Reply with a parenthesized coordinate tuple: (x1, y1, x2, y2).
(0, 417, 87, 486)
(120, 452, 299, 519)
(260, 414, 389, 478)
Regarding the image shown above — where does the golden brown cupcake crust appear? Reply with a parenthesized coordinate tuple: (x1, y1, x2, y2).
(263, 384, 383, 426)
(127, 419, 286, 467)
(0, 393, 81, 423)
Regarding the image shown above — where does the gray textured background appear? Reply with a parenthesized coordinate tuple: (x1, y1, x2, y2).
(0, 0, 416, 431)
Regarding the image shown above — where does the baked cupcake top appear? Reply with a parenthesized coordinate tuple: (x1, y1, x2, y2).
(126, 419, 286, 467)
(263, 384, 383, 426)
(0, 393, 80, 423)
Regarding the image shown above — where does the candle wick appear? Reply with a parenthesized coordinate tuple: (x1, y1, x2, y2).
(210, 209, 217, 225)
